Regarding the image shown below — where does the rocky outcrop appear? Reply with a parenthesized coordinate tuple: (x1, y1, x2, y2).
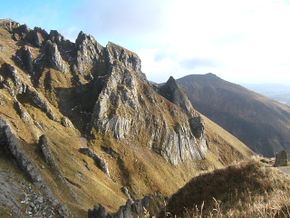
(106, 42, 145, 79)
(60, 116, 74, 128)
(74, 31, 106, 76)
(26, 86, 58, 121)
(0, 63, 27, 96)
(274, 150, 288, 167)
(49, 30, 75, 63)
(38, 135, 56, 167)
(159, 76, 206, 140)
(14, 46, 34, 75)
(79, 147, 110, 176)
(90, 56, 208, 165)
(43, 40, 68, 72)
(0, 63, 58, 121)
(88, 194, 166, 218)
(14, 101, 34, 124)
(0, 119, 70, 217)
(25, 27, 48, 48)
(158, 76, 194, 115)
(0, 116, 42, 183)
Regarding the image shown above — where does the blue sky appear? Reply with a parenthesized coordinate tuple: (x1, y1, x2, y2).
(1, 0, 290, 84)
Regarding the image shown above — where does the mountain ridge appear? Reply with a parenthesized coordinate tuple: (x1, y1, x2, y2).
(0, 19, 252, 217)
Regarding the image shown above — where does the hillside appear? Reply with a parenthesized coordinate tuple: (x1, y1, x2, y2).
(0, 19, 252, 217)
(164, 160, 290, 217)
(178, 73, 290, 157)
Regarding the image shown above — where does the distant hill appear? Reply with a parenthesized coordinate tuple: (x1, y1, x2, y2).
(244, 83, 290, 106)
(178, 73, 290, 157)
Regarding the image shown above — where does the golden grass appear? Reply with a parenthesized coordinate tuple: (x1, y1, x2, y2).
(165, 160, 290, 218)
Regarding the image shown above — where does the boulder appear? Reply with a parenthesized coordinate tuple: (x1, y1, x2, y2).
(274, 150, 288, 167)
(60, 116, 74, 128)
(79, 147, 110, 176)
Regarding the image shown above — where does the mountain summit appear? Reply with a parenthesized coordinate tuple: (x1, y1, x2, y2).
(0, 20, 252, 217)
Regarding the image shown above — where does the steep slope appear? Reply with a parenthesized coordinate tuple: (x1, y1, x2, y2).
(0, 19, 252, 217)
(178, 73, 290, 157)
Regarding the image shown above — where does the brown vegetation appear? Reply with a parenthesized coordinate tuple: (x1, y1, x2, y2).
(165, 160, 290, 217)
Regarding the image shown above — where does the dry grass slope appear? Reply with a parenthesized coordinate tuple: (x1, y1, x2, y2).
(165, 160, 290, 218)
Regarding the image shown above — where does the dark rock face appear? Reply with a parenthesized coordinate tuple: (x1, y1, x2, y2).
(158, 76, 206, 140)
(15, 46, 34, 75)
(11, 24, 29, 40)
(274, 150, 288, 167)
(158, 76, 194, 115)
(189, 116, 204, 139)
(79, 147, 110, 176)
(88, 194, 166, 218)
(25, 27, 48, 48)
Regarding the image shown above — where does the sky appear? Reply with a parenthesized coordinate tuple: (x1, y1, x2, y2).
(1, 0, 290, 84)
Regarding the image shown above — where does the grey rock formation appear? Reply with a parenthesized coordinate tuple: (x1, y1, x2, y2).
(106, 42, 145, 79)
(26, 86, 58, 121)
(79, 147, 110, 176)
(74, 31, 106, 75)
(121, 186, 133, 202)
(38, 135, 56, 167)
(14, 101, 34, 124)
(0, 116, 42, 183)
(44, 40, 68, 72)
(0, 63, 27, 96)
(274, 150, 288, 167)
(90, 60, 208, 165)
(88, 194, 166, 218)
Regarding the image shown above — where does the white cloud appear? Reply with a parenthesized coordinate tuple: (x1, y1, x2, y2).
(78, 0, 290, 84)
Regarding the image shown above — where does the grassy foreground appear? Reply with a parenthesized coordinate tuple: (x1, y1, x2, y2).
(164, 159, 290, 218)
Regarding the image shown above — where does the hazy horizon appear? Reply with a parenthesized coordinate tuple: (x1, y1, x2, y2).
(2, 0, 290, 85)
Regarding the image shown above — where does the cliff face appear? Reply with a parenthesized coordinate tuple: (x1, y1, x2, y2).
(0, 19, 252, 217)
(90, 43, 207, 165)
